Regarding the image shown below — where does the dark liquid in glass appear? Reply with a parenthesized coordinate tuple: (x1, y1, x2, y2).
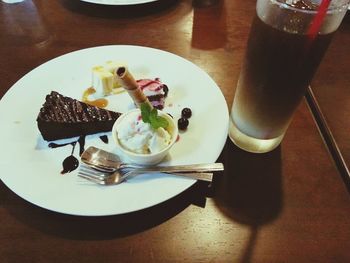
(232, 14, 334, 139)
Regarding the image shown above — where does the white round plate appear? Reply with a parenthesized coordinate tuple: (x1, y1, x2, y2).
(80, 0, 159, 5)
(0, 45, 228, 216)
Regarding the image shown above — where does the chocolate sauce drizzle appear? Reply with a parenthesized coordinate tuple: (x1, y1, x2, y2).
(99, 135, 108, 144)
(78, 135, 86, 156)
(61, 153, 79, 174)
(48, 135, 86, 174)
(48, 134, 110, 174)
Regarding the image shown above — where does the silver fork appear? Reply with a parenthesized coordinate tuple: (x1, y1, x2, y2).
(78, 164, 214, 185)
(81, 146, 224, 173)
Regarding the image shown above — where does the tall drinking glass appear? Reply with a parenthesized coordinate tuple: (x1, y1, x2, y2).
(229, 0, 349, 153)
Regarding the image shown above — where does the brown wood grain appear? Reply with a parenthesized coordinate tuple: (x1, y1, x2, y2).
(1, 1, 350, 262)
(309, 13, 350, 186)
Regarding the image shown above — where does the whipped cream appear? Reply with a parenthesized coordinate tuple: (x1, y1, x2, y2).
(116, 111, 171, 154)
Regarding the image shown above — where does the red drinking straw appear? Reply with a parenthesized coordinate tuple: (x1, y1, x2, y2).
(307, 0, 332, 41)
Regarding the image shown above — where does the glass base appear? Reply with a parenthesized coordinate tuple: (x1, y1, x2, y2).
(229, 118, 284, 153)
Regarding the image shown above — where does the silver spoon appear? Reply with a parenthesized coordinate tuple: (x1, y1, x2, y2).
(78, 164, 214, 185)
(81, 146, 224, 173)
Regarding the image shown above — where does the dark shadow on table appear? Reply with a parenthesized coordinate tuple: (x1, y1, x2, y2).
(0, 179, 210, 240)
(341, 12, 350, 27)
(214, 139, 284, 263)
(60, 0, 179, 19)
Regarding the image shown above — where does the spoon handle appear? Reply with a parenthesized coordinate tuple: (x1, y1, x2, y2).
(130, 163, 224, 173)
(165, 172, 213, 182)
(125, 170, 214, 182)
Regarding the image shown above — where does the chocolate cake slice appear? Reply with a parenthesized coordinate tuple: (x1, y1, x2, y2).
(37, 91, 121, 141)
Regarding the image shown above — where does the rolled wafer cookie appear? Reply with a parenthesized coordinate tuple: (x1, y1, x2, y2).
(115, 66, 153, 108)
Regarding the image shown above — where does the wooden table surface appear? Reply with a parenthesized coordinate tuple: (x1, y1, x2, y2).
(308, 12, 350, 185)
(1, 1, 350, 262)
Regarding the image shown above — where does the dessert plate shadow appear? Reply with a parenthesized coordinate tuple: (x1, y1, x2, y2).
(80, 0, 159, 5)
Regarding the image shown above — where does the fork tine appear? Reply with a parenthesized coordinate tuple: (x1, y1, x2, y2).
(78, 170, 106, 180)
(78, 173, 105, 185)
(79, 164, 111, 177)
(78, 163, 120, 185)
(80, 162, 115, 173)
(79, 166, 110, 180)
(78, 171, 122, 186)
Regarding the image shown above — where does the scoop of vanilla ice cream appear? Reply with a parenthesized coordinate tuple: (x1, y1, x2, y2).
(149, 127, 171, 153)
(117, 111, 171, 154)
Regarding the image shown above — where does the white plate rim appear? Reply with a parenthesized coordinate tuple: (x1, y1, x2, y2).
(0, 45, 229, 216)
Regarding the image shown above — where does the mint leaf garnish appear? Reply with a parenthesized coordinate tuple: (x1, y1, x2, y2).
(149, 108, 159, 129)
(140, 102, 169, 130)
(140, 103, 151, 123)
(156, 116, 169, 128)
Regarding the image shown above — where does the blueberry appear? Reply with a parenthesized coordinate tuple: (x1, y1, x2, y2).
(178, 118, 189, 130)
(163, 85, 169, 97)
(181, 108, 192, 119)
